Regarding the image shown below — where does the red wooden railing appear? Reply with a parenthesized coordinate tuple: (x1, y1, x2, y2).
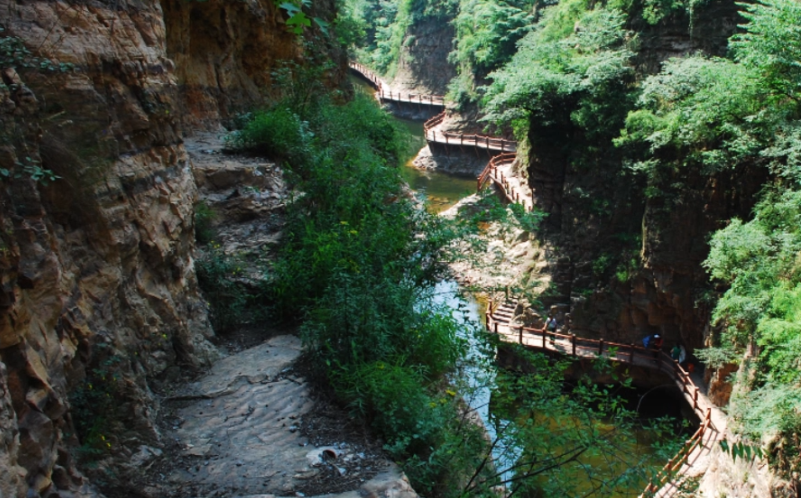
(349, 62, 445, 106)
(486, 301, 716, 497)
(423, 112, 517, 152)
(477, 152, 516, 190)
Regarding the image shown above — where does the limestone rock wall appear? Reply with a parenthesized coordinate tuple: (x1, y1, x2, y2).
(0, 0, 317, 495)
(161, 0, 346, 129)
(390, 15, 456, 96)
(526, 0, 760, 352)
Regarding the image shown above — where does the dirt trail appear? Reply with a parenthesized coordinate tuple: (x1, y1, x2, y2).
(131, 134, 418, 498)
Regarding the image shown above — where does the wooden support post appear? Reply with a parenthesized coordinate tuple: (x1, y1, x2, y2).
(486, 136, 489, 148)
(571, 334, 576, 356)
(519, 326, 523, 344)
(542, 329, 546, 349)
(599, 338, 604, 356)
(494, 322, 498, 334)
(630, 343, 635, 363)
(693, 388, 699, 409)
(485, 312, 490, 330)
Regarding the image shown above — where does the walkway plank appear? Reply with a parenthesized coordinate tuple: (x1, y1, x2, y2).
(487, 301, 727, 498)
(349, 62, 445, 107)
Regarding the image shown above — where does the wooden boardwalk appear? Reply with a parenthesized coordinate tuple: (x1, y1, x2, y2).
(349, 62, 445, 107)
(476, 152, 535, 212)
(350, 61, 517, 154)
(487, 300, 727, 498)
(423, 112, 517, 153)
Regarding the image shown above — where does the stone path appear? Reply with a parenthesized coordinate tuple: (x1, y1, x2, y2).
(148, 335, 417, 498)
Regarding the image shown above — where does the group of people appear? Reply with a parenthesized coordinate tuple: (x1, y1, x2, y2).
(642, 334, 694, 371)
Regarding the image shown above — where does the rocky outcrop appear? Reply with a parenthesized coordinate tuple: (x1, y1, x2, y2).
(390, 15, 456, 96)
(0, 0, 329, 494)
(161, 0, 346, 128)
(523, 0, 762, 352)
(412, 145, 488, 177)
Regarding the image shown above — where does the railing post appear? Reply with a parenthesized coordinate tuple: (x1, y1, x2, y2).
(693, 388, 699, 410)
(542, 329, 546, 349)
(485, 311, 490, 330)
(630, 343, 635, 363)
(519, 326, 523, 344)
(494, 322, 498, 334)
(571, 334, 576, 356)
(598, 338, 604, 356)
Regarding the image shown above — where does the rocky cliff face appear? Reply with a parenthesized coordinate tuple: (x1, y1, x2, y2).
(526, 0, 761, 353)
(390, 15, 456, 96)
(162, 0, 346, 128)
(0, 0, 325, 495)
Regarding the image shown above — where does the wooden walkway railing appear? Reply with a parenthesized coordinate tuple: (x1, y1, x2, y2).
(477, 153, 537, 212)
(349, 62, 445, 106)
(477, 152, 516, 190)
(486, 300, 717, 498)
(424, 112, 517, 153)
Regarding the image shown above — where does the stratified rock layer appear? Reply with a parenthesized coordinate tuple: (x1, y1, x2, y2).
(0, 0, 321, 494)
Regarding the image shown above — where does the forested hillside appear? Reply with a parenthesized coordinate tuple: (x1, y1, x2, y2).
(348, 0, 801, 493)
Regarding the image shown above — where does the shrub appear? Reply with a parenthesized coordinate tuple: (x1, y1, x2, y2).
(194, 202, 216, 244)
(195, 242, 249, 332)
(225, 107, 312, 162)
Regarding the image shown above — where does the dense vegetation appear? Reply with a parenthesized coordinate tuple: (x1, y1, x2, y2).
(343, 0, 801, 485)
(202, 60, 682, 495)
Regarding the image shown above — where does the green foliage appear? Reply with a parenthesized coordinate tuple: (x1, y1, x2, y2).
(719, 439, 765, 463)
(472, 346, 681, 497)
(226, 106, 313, 160)
(509, 201, 547, 232)
(194, 201, 216, 245)
(616, 57, 766, 180)
(195, 242, 249, 332)
(730, 0, 801, 108)
(448, 0, 537, 106)
(276, 0, 330, 35)
(483, 6, 635, 139)
(703, 188, 801, 473)
(0, 27, 73, 73)
(693, 346, 738, 370)
(0, 155, 60, 185)
(68, 347, 124, 462)
(347, 0, 457, 76)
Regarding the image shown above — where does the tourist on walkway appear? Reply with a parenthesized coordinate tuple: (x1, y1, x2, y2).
(652, 335, 663, 359)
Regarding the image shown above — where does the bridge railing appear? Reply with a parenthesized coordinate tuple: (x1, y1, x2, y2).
(423, 111, 446, 134)
(485, 302, 715, 497)
(349, 62, 445, 106)
(349, 62, 383, 90)
(424, 112, 518, 151)
(478, 152, 517, 190)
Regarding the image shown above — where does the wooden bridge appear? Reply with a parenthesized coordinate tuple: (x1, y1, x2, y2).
(424, 112, 517, 153)
(349, 62, 445, 107)
(349, 61, 517, 153)
(487, 299, 726, 498)
(476, 152, 536, 212)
